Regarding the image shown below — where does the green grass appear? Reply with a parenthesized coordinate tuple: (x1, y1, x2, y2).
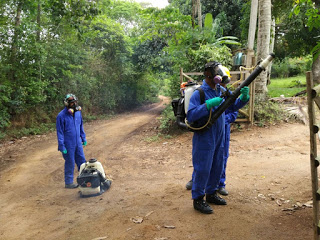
(0, 123, 56, 141)
(268, 75, 306, 98)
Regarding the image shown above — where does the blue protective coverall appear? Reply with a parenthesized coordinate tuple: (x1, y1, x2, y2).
(187, 80, 247, 199)
(219, 109, 239, 189)
(56, 107, 87, 185)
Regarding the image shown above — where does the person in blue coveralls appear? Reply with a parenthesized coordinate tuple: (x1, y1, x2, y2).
(185, 69, 245, 196)
(56, 93, 87, 189)
(217, 91, 239, 196)
(186, 62, 249, 214)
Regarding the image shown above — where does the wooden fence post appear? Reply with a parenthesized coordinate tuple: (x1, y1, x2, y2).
(180, 68, 183, 84)
(306, 71, 320, 240)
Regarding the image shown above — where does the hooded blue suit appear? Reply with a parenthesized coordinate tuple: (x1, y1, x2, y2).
(219, 109, 239, 188)
(56, 107, 86, 185)
(187, 80, 247, 199)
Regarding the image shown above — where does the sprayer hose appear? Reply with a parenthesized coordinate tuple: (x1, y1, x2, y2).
(184, 107, 213, 131)
(185, 66, 255, 131)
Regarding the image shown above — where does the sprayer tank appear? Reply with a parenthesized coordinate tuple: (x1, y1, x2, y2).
(184, 82, 200, 114)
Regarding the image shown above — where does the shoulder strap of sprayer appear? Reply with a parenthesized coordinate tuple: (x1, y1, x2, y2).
(196, 87, 205, 104)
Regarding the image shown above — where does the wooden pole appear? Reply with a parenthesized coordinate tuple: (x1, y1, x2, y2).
(248, 55, 256, 124)
(247, 0, 258, 50)
(180, 68, 183, 84)
(306, 71, 320, 240)
(182, 73, 195, 82)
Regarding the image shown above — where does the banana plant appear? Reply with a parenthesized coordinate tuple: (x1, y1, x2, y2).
(203, 13, 241, 46)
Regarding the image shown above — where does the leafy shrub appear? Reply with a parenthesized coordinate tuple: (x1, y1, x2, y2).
(0, 85, 12, 130)
(2, 123, 56, 140)
(254, 99, 288, 126)
(167, 44, 232, 99)
(159, 104, 177, 133)
(271, 56, 313, 78)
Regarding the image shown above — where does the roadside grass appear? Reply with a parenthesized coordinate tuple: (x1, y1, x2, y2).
(268, 75, 306, 98)
(0, 113, 115, 142)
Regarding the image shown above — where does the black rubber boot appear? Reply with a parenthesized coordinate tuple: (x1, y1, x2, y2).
(218, 187, 229, 196)
(65, 183, 79, 189)
(186, 180, 193, 190)
(193, 197, 213, 214)
(206, 192, 227, 205)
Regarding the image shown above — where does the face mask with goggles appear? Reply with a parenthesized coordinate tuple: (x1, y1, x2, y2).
(204, 62, 231, 84)
(64, 93, 81, 114)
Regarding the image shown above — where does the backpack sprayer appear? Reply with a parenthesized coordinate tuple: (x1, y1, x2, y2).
(77, 158, 112, 198)
(172, 53, 275, 132)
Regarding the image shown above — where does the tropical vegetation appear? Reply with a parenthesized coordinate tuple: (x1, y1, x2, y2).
(0, 0, 318, 139)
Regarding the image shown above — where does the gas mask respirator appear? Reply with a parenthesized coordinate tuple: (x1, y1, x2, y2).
(204, 62, 230, 85)
(64, 94, 81, 115)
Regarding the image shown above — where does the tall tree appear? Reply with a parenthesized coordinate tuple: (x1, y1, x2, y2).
(171, 0, 243, 38)
(197, 0, 202, 28)
(9, 1, 23, 83)
(245, 0, 258, 79)
(191, 0, 202, 28)
(293, 0, 320, 83)
(247, 0, 258, 51)
(201, 0, 243, 38)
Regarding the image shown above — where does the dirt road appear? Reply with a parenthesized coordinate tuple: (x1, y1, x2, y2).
(0, 97, 314, 240)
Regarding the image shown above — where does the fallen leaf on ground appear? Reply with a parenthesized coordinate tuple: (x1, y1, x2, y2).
(91, 237, 107, 240)
(163, 225, 175, 229)
(131, 216, 143, 224)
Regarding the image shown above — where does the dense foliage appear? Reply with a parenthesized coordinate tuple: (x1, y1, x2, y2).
(0, 0, 317, 138)
(0, 0, 237, 137)
(0, 0, 153, 134)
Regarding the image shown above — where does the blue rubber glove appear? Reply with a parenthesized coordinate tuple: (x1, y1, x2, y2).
(205, 97, 223, 110)
(82, 141, 87, 146)
(240, 86, 250, 102)
(62, 149, 67, 154)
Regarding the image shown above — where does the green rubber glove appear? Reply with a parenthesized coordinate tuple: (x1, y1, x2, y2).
(205, 97, 223, 110)
(82, 141, 87, 146)
(62, 149, 67, 154)
(240, 86, 250, 102)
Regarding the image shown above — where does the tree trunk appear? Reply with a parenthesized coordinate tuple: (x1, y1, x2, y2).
(197, 0, 202, 29)
(310, 1, 320, 84)
(9, 1, 23, 83)
(267, 17, 275, 85)
(247, 0, 258, 50)
(312, 56, 320, 84)
(246, 0, 258, 80)
(191, 0, 202, 28)
(191, 0, 196, 28)
(255, 0, 271, 99)
(37, 1, 42, 83)
(37, 2, 41, 41)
